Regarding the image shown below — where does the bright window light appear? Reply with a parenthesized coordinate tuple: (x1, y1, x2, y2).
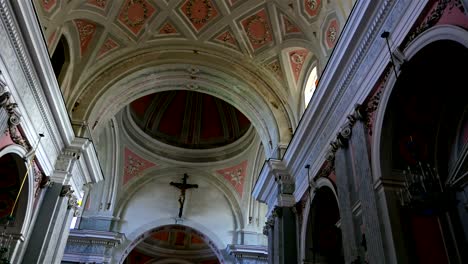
(304, 67, 318, 108)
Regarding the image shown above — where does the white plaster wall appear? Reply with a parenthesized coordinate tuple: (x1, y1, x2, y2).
(118, 173, 236, 247)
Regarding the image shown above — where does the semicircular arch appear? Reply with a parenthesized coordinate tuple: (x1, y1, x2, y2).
(115, 166, 245, 232)
(371, 25, 468, 182)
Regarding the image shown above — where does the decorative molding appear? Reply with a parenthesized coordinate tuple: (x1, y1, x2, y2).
(227, 244, 268, 261)
(63, 229, 125, 264)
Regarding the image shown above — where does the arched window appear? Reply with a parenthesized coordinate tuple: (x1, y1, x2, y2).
(304, 66, 318, 108)
(51, 36, 70, 85)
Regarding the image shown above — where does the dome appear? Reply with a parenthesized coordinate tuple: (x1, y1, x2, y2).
(129, 90, 251, 149)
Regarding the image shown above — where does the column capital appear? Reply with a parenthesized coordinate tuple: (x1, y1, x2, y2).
(61, 185, 79, 216)
(252, 159, 297, 217)
(325, 104, 366, 162)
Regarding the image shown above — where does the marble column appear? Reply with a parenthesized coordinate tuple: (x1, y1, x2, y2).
(349, 120, 386, 262)
(334, 147, 359, 262)
(268, 206, 298, 264)
(21, 184, 77, 264)
(264, 217, 274, 264)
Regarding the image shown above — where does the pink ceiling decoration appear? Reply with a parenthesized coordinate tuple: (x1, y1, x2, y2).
(241, 9, 273, 50)
(87, 0, 107, 9)
(118, 0, 156, 36)
(325, 19, 339, 49)
(213, 29, 238, 49)
(180, 0, 219, 32)
(41, 0, 57, 12)
(74, 19, 97, 56)
(158, 21, 178, 35)
(304, 0, 321, 17)
(216, 160, 248, 197)
(123, 147, 156, 185)
(282, 15, 301, 34)
(97, 37, 119, 58)
(289, 49, 309, 83)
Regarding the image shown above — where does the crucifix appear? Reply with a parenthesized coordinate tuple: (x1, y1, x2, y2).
(170, 173, 198, 218)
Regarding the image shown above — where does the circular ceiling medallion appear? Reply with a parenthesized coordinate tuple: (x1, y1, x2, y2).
(185, 0, 214, 25)
(246, 15, 271, 45)
(123, 0, 148, 27)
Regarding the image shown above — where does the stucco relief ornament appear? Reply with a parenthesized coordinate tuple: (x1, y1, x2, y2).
(306, 0, 318, 9)
(76, 21, 95, 43)
(185, 0, 214, 25)
(187, 66, 200, 75)
(186, 83, 199, 90)
(268, 61, 282, 78)
(6, 103, 27, 148)
(123, 0, 149, 27)
(126, 156, 144, 176)
(228, 169, 243, 186)
(246, 15, 271, 45)
(291, 52, 305, 64)
(327, 25, 337, 44)
(95, 0, 106, 8)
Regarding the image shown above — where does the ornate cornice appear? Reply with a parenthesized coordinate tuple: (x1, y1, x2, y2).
(226, 244, 268, 260)
(0, 0, 60, 151)
(66, 229, 125, 247)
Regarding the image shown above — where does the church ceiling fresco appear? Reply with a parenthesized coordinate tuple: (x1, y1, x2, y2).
(129, 90, 251, 149)
(34, 0, 350, 127)
(216, 160, 248, 198)
(123, 147, 157, 185)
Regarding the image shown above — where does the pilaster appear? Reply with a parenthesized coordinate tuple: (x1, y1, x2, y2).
(349, 118, 386, 262)
(253, 159, 299, 263)
(21, 183, 77, 264)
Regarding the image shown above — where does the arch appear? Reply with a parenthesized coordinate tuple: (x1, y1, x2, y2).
(115, 222, 225, 264)
(114, 166, 244, 232)
(68, 47, 294, 156)
(371, 25, 468, 182)
(371, 25, 468, 263)
(300, 178, 340, 263)
(0, 145, 32, 235)
(150, 259, 194, 264)
(0, 145, 35, 262)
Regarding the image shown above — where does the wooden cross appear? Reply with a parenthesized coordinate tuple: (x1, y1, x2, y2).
(170, 173, 198, 218)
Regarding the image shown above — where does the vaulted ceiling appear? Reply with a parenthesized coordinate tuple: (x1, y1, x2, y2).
(34, 0, 352, 148)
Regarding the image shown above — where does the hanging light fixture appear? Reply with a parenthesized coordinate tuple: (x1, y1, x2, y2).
(397, 162, 451, 215)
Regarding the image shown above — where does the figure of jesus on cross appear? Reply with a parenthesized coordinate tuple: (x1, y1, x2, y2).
(170, 173, 198, 218)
